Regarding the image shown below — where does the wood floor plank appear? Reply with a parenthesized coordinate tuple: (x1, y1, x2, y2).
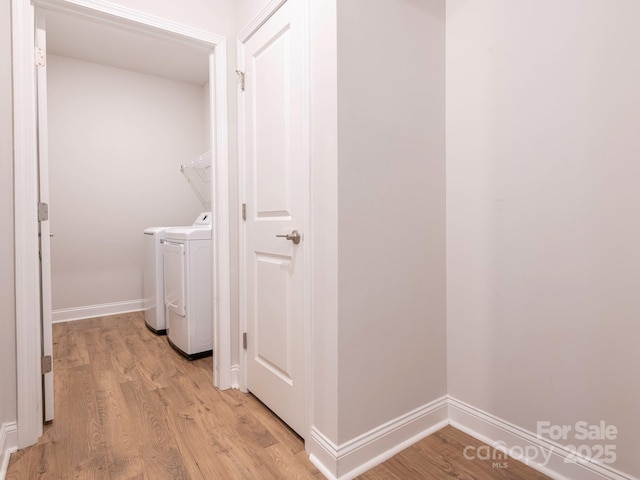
(66, 364, 110, 479)
(207, 425, 281, 480)
(95, 371, 146, 479)
(52, 321, 69, 360)
(101, 327, 142, 384)
(258, 442, 318, 480)
(5, 442, 48, 480)
(7, 313, 553, 480)
(359, 426, 553, 480)
(431, 427, 549, 480)
(156, 386, 232, 480)
(119, 380, 191, 480)
(356, 463, 405, 480)
(393, 431, 481, 480)
(294, 450, 324, 479)
(244, 392, 308, 455)
(65, 327, 91, 368)
(174, 363, 249, 429)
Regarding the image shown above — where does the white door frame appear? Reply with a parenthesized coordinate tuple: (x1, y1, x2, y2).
(11, 0, 232, 448)
(236, 0, 313, 439)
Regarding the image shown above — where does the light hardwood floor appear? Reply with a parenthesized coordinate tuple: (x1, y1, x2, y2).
(7, 313, 551, 480)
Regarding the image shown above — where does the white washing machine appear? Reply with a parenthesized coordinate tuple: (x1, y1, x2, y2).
(162, 212, 212, 359)
(143, 227, 169, 334)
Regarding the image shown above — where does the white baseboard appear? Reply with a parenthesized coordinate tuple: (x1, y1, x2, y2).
(308, 395, 448, 480)
(307, 397, 637, 480)
(448, 396, 638, 480)
(52, 299, 144, 323)
(0, 422, 18, 480)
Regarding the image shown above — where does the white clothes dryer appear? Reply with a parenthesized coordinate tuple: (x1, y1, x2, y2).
(162, 212, 212, 359)
(143, 227, 169, 335)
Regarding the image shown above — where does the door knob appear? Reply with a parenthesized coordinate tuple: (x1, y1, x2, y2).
(276, 230, 301, 245)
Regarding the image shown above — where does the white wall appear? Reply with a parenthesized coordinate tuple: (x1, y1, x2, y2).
(235, 0, 270, 30)
(447, 1, 640, 478)
(336, 0, 447, 444)
(47, 54, 205, 310)
(0, 0, 17, 426)
(308, 0, 340, 450)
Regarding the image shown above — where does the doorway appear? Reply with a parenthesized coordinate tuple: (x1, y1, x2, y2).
(12, 0, 231, 448)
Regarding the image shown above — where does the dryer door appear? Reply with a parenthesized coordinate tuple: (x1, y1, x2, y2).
(163, 241, 186, 317)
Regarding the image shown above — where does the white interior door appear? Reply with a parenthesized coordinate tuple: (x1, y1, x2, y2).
(242, 0, 307, 438)
(36, 12, 54, 423)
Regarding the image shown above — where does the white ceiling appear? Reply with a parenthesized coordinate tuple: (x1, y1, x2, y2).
(43, 10, 210, 86)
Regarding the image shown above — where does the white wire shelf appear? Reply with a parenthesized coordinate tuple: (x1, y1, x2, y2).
(180, 151, 211, 209)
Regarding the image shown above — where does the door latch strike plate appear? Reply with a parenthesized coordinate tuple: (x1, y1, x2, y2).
(243, 332, 247, 349)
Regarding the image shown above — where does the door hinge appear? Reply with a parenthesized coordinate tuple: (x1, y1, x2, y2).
(242, 203, 247, 221)
(42, 355, 52, 374)
(236, 70, 245, 92)
(35, 46, 45, 67)
(243, 332, 248, 349)
(38, 202, 49, 221)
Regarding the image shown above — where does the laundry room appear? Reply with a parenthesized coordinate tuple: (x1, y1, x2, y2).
(43, 10, 212, 323)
